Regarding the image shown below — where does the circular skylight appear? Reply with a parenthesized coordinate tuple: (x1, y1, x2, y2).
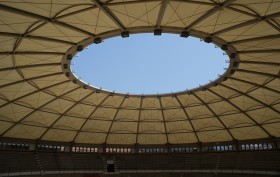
(71, 33, 229, 94)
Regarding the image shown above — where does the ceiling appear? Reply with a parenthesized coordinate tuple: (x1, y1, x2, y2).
(0, 0, 279, 145)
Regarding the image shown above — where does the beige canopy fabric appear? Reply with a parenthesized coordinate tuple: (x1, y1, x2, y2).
(0, 0, 279, 145)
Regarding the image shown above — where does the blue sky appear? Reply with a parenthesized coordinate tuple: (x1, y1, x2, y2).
(71, 33, 228, 94)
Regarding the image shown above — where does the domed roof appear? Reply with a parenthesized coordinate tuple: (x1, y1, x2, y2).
(0, 0, 279, 145)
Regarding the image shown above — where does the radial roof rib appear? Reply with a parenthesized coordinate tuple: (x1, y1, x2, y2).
(0, 4, 95, 37)
(266, 20, 280, 32)
(185, 0, 236, 31)
(0, 63, 61, 72)
(229, 34, 280, 44)
(38, 91, 96, 140)
(0, 32, 76, 45)
(0, 80, 70, 109)
(239, 61, 280, 66)
(172, 0, 216, 6)
(72, 94, 111, 142)
(0, 51, 65, 55)
(0, 4, 49, 20)
(91, 0, 126, 31)
(213, 11, 280, 35)
(174, 95, 200, 142)
(237, 69, 279, 78)
(156, 0, 169, 29)
(226, 4, 280, 32)
(104, 97, 127, 143)
(0, 72, 63, 89)
(0, 86, 80, 137)
(220, 83, 280, 115)
(229, 77, 280, 95)
(158, 97, 170, 144)
(192, 93, 235, 140)
(207, 88, 272, 138)
(135, 97, 143, 144)
(107, 0, 164, 7)
(238, 49, 280, 54)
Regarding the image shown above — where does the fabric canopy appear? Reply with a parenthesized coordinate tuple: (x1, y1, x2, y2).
(0, 0, 279, 145)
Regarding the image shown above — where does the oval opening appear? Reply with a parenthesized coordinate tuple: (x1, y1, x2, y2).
(71, 33, 229, 95)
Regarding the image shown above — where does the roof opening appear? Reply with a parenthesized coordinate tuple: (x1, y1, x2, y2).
(71, 33, 228, 95)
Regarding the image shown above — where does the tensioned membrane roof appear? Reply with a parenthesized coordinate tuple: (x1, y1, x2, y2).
(0, 0, 279, 145)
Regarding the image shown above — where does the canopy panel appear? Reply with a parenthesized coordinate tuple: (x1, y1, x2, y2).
(0, 0, 279, 145)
